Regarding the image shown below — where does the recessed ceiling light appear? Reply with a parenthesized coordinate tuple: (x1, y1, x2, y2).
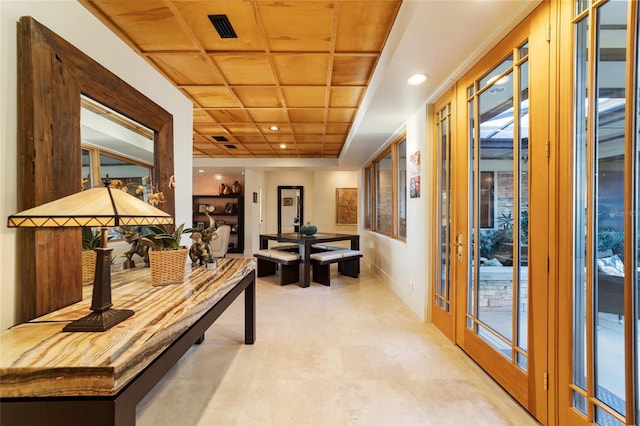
(280, 144, 287, 149)
(487, 74, 511, 86)
(198, 169, 205, 173)
(269, 125, 280, 131)
(407, 73, 427, 85)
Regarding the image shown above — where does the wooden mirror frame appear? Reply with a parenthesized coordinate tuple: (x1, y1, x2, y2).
(17, 17, 175, 321)
(277, 186, 304, 234)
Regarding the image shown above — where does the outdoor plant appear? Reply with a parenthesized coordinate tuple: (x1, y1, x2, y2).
(479, 229, 499, 258)
(597, 229, 624, 256)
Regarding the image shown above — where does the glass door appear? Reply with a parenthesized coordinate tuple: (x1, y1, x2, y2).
(452, 6, 549, 419)
(432, 98, 455, 339)
(560, 1, 640, 424)
(464, 43, 531, 401)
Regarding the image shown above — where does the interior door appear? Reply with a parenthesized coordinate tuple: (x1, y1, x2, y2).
(451, 5, 549, 421)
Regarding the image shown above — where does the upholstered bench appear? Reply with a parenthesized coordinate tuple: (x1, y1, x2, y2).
(310, 249, 363, 285)
(254, 249, 300, 285)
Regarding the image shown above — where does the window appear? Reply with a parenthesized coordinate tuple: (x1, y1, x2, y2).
(364, 166, 373, 229)
(365, 134, 407, 240)
(375, 150, 393, 234)
(397, 138, 407, 238)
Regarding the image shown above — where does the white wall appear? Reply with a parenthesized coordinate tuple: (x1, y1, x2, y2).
(257, 170, 360, 238)
(0, 1, 193, 329)
(360, 104, 430, 321)
(244, 169, 266, 255)
(313, 171, 359, 235)
(263, 171, 315, 234)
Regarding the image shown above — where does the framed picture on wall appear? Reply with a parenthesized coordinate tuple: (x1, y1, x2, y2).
(336, 188, 357, 225)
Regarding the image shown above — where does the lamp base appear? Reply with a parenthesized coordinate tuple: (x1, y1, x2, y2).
(62, 308, 134, 332)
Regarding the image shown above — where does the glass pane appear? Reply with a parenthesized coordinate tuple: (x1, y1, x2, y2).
(82, 149, 92, 190)
(517, 60, 529, 355)
(364, 167, 372, 229)
(468, 98, 476, 321)
(477, 70, 515, 343)
(572, 15, 589, 398)
(575, 0, 589, 17)
(99, 153, 153, 200)
(594, 1, 627, 417)
(518, 42, 529, 59)
(375, 151, 393, 233)
(574, 390, 587, 415)
(479, 54, 513, 89)
(397, 139, 407, 238)
(437, 105, 451, 311)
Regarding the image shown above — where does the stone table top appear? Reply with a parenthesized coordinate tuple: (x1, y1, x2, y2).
(0, 257, 255, 398)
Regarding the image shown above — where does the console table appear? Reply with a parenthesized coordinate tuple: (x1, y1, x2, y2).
(0, 257, 256, 426)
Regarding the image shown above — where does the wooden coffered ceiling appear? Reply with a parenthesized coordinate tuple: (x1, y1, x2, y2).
(80, 1, 401, 160)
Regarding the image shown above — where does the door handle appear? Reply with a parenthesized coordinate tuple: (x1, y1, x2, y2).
(453, 234, 464, 262)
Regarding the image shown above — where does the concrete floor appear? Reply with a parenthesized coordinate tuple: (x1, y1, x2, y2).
(136, 266, 538, 426)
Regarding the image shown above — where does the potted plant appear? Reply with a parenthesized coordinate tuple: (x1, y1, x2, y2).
(144, 224, 196, 286)
(81, 227, 101, 285)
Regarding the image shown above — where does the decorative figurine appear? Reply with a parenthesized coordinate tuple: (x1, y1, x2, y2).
(232, 180, 241, 194)
(219, 183, 226, 195)
(200, 212, 218, 256)
(119, 227, 153, 268)
(189, 232, 208, 267)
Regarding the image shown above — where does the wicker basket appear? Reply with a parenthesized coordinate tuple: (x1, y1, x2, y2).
(81, 250, 96, 286)
(148, 247, 188, 286)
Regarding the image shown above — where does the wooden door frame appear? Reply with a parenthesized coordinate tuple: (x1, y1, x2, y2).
(450, 2, 551, 421)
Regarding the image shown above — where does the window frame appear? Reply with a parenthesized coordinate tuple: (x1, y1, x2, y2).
(364, 133, 407, 241)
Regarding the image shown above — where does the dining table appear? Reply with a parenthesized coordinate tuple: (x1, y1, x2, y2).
(259, 232, 360, 287)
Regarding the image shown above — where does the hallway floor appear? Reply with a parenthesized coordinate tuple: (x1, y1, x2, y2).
(136, 266, 539, 426)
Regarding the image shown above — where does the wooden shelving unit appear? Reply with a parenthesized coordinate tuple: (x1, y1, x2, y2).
(192, 194, 244, 254)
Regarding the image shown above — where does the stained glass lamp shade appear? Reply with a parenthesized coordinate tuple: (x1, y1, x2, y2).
(7, 182, 173, 332)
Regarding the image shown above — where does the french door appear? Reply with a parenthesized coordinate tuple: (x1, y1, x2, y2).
(447, 4, 550, 421)
(558, 0, 640, 424)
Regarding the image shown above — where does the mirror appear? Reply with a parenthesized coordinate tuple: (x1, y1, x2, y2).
(277, 186, 304, 234)
(81, 96, 154, 204)
(17, 16, 175, 320)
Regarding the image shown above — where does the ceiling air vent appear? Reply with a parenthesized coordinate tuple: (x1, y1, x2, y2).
(224, 144, 237, 149)
(212, 136, 228, 142)
(208, 15, 237, 39)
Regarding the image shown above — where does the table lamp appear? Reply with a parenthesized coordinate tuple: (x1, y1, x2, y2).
(7, 179, 173, 332)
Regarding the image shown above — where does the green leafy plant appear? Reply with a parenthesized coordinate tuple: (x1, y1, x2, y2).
(597, 229, 624, 255)
(81, 227, 101, 251)
(497, 212, 514, 230)
(144, 223, 197, 251)
(520, 210, 528, 240)
(479, 229, 499, 258)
